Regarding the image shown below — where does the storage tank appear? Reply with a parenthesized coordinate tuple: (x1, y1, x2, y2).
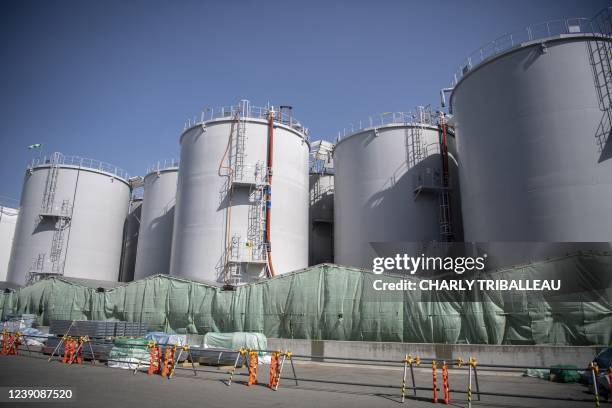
(133, 160, 178, 280)
(7, 152, 131, 285)
(333, 109, 463, 270)
(449, 10, 612, 246)
(118, 196, 142, 282)
(170, 101, 309, 284)
(309, 140, 335, 266)
(0, 199, 19, 282)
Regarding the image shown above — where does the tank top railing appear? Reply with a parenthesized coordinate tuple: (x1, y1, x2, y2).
(29, 153, 128, 180)
(183, 101, 308, 138)
(337, 106, 439, 141)
(146, 158, 179, 175)
(451, 8, 611, 87)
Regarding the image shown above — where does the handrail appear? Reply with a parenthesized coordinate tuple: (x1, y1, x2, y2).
(183, 100, 309, 139)
(337, 106, 440, 141)
(29, 152, 128, 180)
(450, 7, 612, 87)
(146, 159, 179, 175)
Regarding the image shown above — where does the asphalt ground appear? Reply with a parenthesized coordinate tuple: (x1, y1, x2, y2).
(0, 353, 607, 408)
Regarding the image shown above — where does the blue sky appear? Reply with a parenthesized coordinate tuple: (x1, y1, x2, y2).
(0, 0, 607, 202)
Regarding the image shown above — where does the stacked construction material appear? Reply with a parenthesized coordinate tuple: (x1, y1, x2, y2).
(43, 337, 114, 361)
(42, 320, 149, 360)
(49, 320, 147, 338)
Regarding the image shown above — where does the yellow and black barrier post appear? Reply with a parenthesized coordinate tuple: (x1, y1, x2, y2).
(227, 348, 248, 386)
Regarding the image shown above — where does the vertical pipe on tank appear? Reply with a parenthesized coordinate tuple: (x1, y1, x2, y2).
(266, 108, 276, 277)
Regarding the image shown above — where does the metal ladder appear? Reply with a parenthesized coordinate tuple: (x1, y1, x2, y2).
(588, 38, 612, 152)
(231, 100, 250, 183)
(246, 162, 268, 261)
(406, 108, 427, 168)
(588, 9, 612, 153)
(41, 153, 62, 213)
(407, 125, 424, 168)
(50, 217, 68, 272)
(228, 235, 242, 285)
(438, 190, 453, 239)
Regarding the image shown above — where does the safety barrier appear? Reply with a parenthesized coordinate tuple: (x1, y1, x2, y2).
(1, 330, 606, 405)
(225, 348, 297, 391)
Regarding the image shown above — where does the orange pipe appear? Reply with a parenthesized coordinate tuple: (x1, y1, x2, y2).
(266, 111, 276, 277)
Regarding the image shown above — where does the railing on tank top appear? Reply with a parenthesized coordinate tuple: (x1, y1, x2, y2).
(182, 101, 308, 140)
(450, 8, 612, 87)
(337, 106, 439, 142)
(29, 152, 128, 180)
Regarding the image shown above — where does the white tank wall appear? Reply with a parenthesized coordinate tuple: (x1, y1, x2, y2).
(133, 168, 177, 280)
(7, 165, 130, 285)
(170, 118, 309, 283)
(309, 172, 334, 265)
(333, 124, 461, 270)
(452, 36, 612, 243)
(0, 206, 19, 282)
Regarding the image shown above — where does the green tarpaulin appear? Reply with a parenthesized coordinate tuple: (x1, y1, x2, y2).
(1, 253, 610, 346)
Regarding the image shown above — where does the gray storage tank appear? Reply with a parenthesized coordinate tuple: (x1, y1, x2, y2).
(449, 9, 612, 244)
(133, 160, 178, 280)
(333, 109, 463, 270)
(7, 152, 130, 285)
(170, 101, 309, 284)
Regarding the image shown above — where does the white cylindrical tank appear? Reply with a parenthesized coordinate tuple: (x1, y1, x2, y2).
(333, 111, 462, 270)
(7, 153, 130, 285)
(170, 102, 309, 284)
(450, 17, 612, 244)
(133, 162, 178, 280)
(0, 202, 19, 282)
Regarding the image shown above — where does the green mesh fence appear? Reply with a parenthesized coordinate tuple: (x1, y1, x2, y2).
(1, 253, 610, 346)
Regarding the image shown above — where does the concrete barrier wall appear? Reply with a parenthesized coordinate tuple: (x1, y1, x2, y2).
(268, 338, 602, 368)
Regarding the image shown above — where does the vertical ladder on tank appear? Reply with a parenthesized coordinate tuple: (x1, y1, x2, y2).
(438, 190, 453, 240)
(246, 162, 268, 263)
(587, 11, 612, 153)
(438, 113, 453, 241)
(232, 100, 250, 183)
(41, 152, 62, 214)
(228, 235, 242, 286)
(406, 107, 428, 168)
(408, 125, 423, 168)
(413, 114, 453, 242)
(37, 154, 73, 279)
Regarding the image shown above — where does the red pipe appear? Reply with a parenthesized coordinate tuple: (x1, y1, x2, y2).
(441, 115, 450, 188)
(266, 111, 276, 277)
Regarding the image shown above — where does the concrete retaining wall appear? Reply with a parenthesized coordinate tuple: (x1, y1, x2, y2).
(268, 338, 602, 368)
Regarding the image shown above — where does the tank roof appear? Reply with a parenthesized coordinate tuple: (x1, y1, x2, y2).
(334, 107, 451, 149)
(145, 158, 179, 176)
(183, 100, 309, 138)
(29, 152, 129, 182)
(449, 7, 612, 88)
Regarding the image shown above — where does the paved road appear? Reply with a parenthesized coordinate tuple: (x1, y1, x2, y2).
(0, 354, 604, 408)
